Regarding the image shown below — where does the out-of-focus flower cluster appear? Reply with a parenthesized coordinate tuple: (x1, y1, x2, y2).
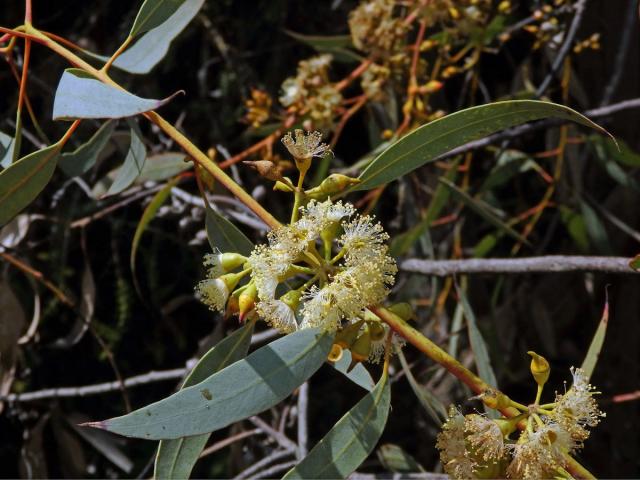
(436, 367, 605, 479)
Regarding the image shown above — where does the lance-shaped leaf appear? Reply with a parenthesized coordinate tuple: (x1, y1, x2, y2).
(154, 321, 255, 479)
(113, 0, 205, 74)
(106, 124, 147, 196)
(130, 0, 187, 37)
(206, 206, 254, 256)
(0, 144, 61, 227)
(53, 69, 180, 120)
(137, 153, 189, 183)
(59, 121, 116, 177)
(580, 297, 609, 381)
(283, 371, 391, 479)
(0, 131, 16, 168)
(331, 350, 375, 392)
(85, 328, 333, 439)
(355, 100, 609, 191)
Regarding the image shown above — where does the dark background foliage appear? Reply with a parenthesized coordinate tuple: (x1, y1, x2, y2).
(1, 0, 639, 478)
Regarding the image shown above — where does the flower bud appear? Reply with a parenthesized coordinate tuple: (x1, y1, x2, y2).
(478, 388, 511, 411)
(305, 174, 361, 200)
(273, 178, 295, 193)
(243, 160, 285, 182)
(280, 289, 303, 311)
(527, 351, 550, 387)
(388, 302, 415, 321)
(368, 321, 386, 342)
(335, 319, 365, 349)
(350, 327, 372, 364)
(220, 253, 247, 271)
(238, 282, 258, 321)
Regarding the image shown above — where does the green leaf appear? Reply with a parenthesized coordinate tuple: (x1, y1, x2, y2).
(580, 200, 612, 254)
(137, 152, 190, 182)
(283, 372, 390, 479)
(88, 329, 333, 439)
(440, 178, 531, 246)
(131, 177, 178, 275)
(114, 0, 205, 74)
(60, 121, 116, 177)
(0, 131, 16, 168)
(355, 100, 609, 191)
(205, 205, 254, 256)
(130, 0, 186, 37)
(332, 349, 375, 391)
(377, 444, 425, 473)
(284, 30, 360, 63)
(580, 298, 608, 381)
(589, 135, 640, 168)
(0, 143, 61, 227)
(154, 322, 255, 479)
(105, 124, 147, 196)
(53, 69, 180, 120)
(456, 283, 498, 417)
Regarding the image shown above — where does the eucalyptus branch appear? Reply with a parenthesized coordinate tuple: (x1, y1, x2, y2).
(400, 255, 636, 276)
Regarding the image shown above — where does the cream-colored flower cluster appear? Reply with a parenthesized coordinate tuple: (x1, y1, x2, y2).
(248, 199, 397, 335)
(436, 368, 605, 479)
(279, 54, 342, 130)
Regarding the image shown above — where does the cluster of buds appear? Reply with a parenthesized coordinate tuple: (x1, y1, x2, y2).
(279, 55, 342, 130)
(436, 352, 605, 479)
(197, 130, 404, 367)
(348, 0, 407, 57)
(243, 88, 273, 128)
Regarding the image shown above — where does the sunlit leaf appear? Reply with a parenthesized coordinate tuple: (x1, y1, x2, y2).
(580, 297, 609, 381)
(356, 100, 610, 191)
(105, 123, 147, 196)
(0, 143, 61, 227)
(137, 153, 190, 182)
(332, 349, 375, 391)
(283, 371, 390, 479)
(0, 131, 16, 168)
(86, 329, 333, 439)
(130, 0, 186, 37)
(154, 322, 255, 479)
(114, 0, 205, 74)
(53, 69, 180, 120)
(60, 121, 116, 177)
(205, 205, 254, 256)
(377, 444, 425, 473)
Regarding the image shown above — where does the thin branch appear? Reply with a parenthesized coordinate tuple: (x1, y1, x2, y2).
(245, 460, 298, 480)
(296, 382, 309, 460)
(232, 448, 295, 480)
(400, 255, 636, 276)
(535, 0, 587, 97)
(1, 368, 186, 402)
(248, 416, 297, 451)
(600, 0, 638, 105)
(199, 429, 261, 459)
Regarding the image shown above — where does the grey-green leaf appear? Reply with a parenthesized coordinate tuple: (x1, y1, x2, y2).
(106, 125, 147, 196)
(283, 372, 390, 479)
(88, 328, 333, 439)
(130, 0, 186, 37)
(137, 153, 190, 183)
(0, 144, 60, 227)
(355, 100, 609, 191)
(154, 322, 255, 480)
(580, 298, 608, 382)
(0, 131, 16, 168)
(114, 0, 204, 74)
(206, 206, 254, 256)
(60, 121, 116, 177)
(332, 350, 375, 392)
(53, 69, 180, 120)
